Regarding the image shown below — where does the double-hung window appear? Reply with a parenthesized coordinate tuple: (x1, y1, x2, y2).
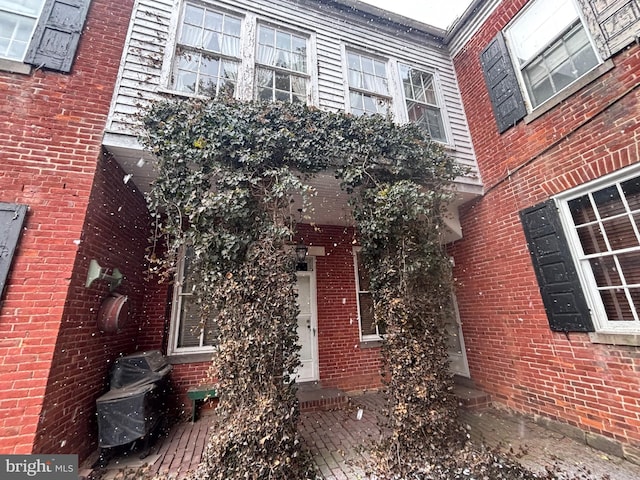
(354, 249, 384, 341)
(346, 51, 390, 116)
(557, 169, 640, 333)
(171, 3, 241, 96)
(0, 0, 45, 62)
(399, 64, 446, 142)
(505, 0, 599, 109)
(255, 25, 308, 103)
(169, 248, 218, 354)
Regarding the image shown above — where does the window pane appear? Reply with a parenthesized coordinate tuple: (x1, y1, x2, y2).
(180, 24, 200, 46)
(177, 296, 203, 348)
(599, 288, 634, 322)
(223, 16, 241, 36)
(508, 0, 578, 64)
(183, 4, 203, 26)
(275, 71, 289, 91)
(203, 10, 223, 34)
(569, 195, 596, 224)
(602, 216, 638, 250)
(0, 12, 35, 60)
(590, 256, 622, 287)
(576, 224, 606, 254)
(618, 252, 640, 285)
(359, 292, 376, 335)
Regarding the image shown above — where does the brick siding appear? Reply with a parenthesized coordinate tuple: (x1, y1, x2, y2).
(451, 0, 640, 448)
(0, 0, 135, 461)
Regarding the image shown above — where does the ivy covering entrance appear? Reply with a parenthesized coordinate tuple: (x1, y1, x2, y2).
(141, 97, 561, 479)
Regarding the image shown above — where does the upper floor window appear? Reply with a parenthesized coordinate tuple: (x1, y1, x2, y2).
(255, 25, 308, 103)
(0, 0, 45, 61)
(557, 170, 640, 333)
(505, 0, 599, 109)
(346, 51, 390, 116)
(169, 247, 218, 355)
(171, 2, 241, 96)
(399, 64, 446, 142)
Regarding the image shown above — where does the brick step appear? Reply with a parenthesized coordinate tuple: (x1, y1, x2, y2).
(297, 386, 348, 412)
(453, 377, 492, 410)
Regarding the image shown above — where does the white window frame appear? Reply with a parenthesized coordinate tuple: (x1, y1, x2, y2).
(556, 164, 640, 335)
(254, 21, 312, 104)
(353, 247, 383, 341)
(161, 3, 318, 105)
(167, 247, 217, 355)
(397, 63, 450, 144)
(166, 1, 243, 98)
(504, 0, 602, 111)
(0, 0, 46, 63)
(343, 47, 392, 117)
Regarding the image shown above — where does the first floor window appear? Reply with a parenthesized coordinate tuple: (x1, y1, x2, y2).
(558, 168, 640, 332)
(354, 249, 385, 340)
(169, 247, 218, 354)
(0, 0, 45, 61)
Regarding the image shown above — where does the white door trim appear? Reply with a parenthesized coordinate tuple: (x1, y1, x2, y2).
(295, 258, 319, 382)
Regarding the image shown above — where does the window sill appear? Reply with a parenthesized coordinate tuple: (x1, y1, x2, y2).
(359, 339, 383, 349)
(166, 352, 215, 364)
(524, 60, 614, 123)
(589, 331, 640, 347)
(0, 59, 32, 75)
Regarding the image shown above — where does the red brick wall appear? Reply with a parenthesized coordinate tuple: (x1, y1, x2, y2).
(31, 153, 153, 461)
(451, 0, 640, 447)
(160, 224, 383, 411)
(0, 0, 134, 458)
(298, 224, 382, 392)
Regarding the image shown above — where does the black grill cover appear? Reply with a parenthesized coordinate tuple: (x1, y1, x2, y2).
(109, 350, 171, 389)
(96, 350, 172, 448)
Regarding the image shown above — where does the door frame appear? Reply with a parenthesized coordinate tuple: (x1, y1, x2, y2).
(296, 257, 319, 382)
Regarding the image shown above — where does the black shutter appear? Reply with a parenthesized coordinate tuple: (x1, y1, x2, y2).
(480, 32, 527, 134)
(520, 200, 595, 332)
(0, 203, 28, 299)
(24, 0, 91, 73)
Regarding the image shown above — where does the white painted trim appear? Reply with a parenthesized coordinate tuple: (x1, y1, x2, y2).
(296, 257, 319, 382)
(352, 247, 383, 342)
(158, 0, 181, 92)
(555, 163, 640, 334)
(448, 0, 502, 58)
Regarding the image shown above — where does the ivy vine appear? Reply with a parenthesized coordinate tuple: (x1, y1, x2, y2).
(141, 96, 465, 479)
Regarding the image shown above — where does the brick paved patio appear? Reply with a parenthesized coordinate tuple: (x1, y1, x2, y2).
(92, 392, 640, 480)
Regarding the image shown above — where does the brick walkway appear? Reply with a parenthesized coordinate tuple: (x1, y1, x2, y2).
(93, 392, 640, 480)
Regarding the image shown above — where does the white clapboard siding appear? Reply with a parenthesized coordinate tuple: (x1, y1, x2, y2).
(105, 0, 480, 185)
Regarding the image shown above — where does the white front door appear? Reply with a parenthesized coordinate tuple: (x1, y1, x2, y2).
(295, 262, 319, 382)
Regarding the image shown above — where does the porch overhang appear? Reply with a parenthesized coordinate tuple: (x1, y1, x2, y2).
(102, 133, 482, 243)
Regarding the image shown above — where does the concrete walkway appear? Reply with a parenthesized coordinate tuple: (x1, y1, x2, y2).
(93, 392, 640, 480)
